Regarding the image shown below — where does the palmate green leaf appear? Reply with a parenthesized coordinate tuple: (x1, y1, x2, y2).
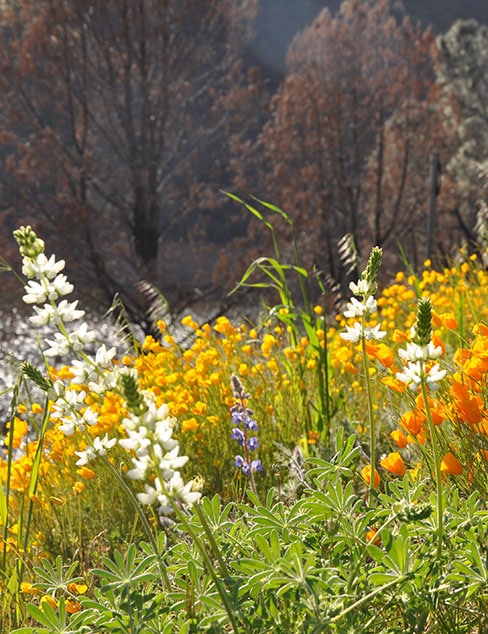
(24, 600, 66, 632)
(233, 557, 272, 576)
(90, 544, 159, 594)
(241, 570, 276, 599)
(32, 556, 81, 593)
(381, 525, 411, 576)
(254, 530, 281, 562)
(195, 495, 233, 532)
(365, 544, 386, 566)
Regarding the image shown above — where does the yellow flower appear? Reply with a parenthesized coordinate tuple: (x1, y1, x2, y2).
(181, 417, 199, 433)
(73, 481, 85, 495)
(21, 582, 40, 595)
(41, 595, 58, 609)
(181, 314, 199, 330)
(67, 582, 88, 595)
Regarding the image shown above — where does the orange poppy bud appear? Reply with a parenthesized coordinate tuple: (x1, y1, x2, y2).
(65, 599, 82, 614)
(366, 527, 380, 545)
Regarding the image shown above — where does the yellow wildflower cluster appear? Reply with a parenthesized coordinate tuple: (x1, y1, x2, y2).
(2, 248, 488, 574)
(122, 315, 315, 496)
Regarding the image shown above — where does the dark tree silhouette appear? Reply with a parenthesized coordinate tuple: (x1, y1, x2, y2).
(0, 0, 260, 317)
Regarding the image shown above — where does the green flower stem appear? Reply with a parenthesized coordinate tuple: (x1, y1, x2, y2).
(361, 329, 377, 506)
(331, 576, 406, 625)
(19, 394, 52, 584)
(151, 454, 240, 632)
(160, 487, 240, 633)
(1, 382, 19, 575)
(192, 502, 230, 580)
(420, 373, 444, 560)
(101, 456, 172, 593)
(318, 298, 331, 439)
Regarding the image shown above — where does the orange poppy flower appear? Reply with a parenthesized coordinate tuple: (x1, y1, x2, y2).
(400, 410, 424, 437)
(450, 383, 482, 425)
(440, 452, 463, 476)
(390, 429, 409, 448)
(361, 464, 380, 488)
(380, 452, 407, 476)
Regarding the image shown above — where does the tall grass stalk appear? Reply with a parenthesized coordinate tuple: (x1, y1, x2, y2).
(226, 193, 332, 440)
(361, 333, 378, 507)
(420, 378, 444, 559)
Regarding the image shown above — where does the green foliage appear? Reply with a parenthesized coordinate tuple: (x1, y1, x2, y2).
(227, 193, 333, 439)
(5, 214, 488, 633)
(13, 430, 488, 633)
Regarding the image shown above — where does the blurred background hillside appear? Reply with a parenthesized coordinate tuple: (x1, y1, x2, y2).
(1, 0, 487, 328)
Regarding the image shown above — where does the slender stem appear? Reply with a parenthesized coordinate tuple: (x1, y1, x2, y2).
(1, 382, 19, 574)
(164, 494, 240, 634)
(331, 576, 405, 624)
(361, 332, 377, 506)
(102, 457, 172, 592)
(20, 395, 51, 583)
(192, 503, 230, 580)
(150, 455, 240, 632)
(320, 294, 331, 438)
(420, 375, 444, 560)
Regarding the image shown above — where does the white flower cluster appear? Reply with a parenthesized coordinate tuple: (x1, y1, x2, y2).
(15, 226, 200, 517)
(396, 338, 446, 392)
(17, 230, 96, 357)
(119, 389, 201, 515)
(16, 226, 120, 448)
(340, 278, 386, 344)
(75, 434, 117, 466)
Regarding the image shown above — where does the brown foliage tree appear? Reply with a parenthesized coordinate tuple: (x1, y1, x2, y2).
(436, 19, 488, 249)
(0, 0, 261, 318)
(230, 0, 457, 291)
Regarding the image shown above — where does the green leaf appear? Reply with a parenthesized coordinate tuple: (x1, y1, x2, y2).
(26, 603, 59, 630)
(368, 572, 402, 585)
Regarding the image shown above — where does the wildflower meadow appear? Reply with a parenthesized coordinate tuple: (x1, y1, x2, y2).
(1, 199, 488, 633)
